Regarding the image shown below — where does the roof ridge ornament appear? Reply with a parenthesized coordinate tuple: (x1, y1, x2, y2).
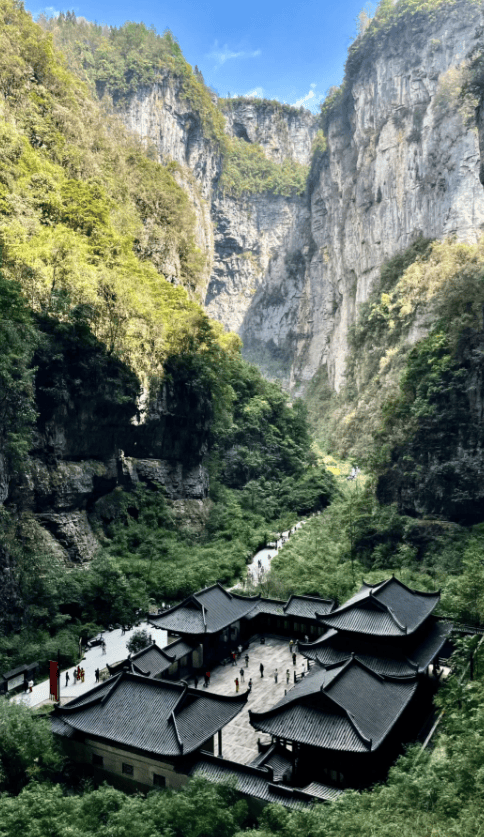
(170, 710, 184, 753)
(386, 604, 407, 633)
(346, 710, 372, 748)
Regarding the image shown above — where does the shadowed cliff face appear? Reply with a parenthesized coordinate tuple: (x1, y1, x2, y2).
(6, 318, 210, 562)
(377, 328, 484, 524)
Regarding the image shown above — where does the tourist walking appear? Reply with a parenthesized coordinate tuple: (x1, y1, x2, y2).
(260, 663, 264, 677)
(194, 675, 199, 689)
(245, 653, 249, 667)
(292, 652, 297, 666)
(65, 671, 70, 687)
(73, 669, 77, 683)
(286, 669, 290, 684)
(95, 668, 100, 683)
(289, 639, 294, 653)
(304, 635, 309, 643)
(239, 667, 245, 680)
(205, 671, 211, 688)
(248, 678, 252, 694)
(102, 641, 106, 655)
(231, 651, 237, 666)
(274, 668, 278, 683)
(235, 677, 239, 693)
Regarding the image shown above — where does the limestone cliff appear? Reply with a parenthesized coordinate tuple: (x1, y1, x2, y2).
(117, 2, 484, 394)
(222, 100, 317, 165)
(302, 0, 484, 391)
(235, 0, 484, 392)
(118, 88, 318, 384)
(122, 73, 219, 293)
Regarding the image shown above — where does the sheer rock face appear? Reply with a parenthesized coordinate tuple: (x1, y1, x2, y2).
(222, 101, 318, 165)
(306, 1, 484, 391)
(206, 193, 314, 384)
(119, 86, 319, 387)
(119, 2, 484, 394)
(121, 74, 219, 292)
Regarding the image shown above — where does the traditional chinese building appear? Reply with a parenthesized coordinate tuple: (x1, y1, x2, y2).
(51, 671, 248, 791)
(250, 577, 450, 788)
(107, 637, 198, 681)
(149, 583, 335, 669)
(53, 577, 450, 804)
(249, 656, 419, 787)
(149, 583, 261, 667)
(299, 577, 450, 677)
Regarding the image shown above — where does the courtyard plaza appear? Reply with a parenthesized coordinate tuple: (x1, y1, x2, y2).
(197, 635, 308, 765)
(12, 621, 308, 768)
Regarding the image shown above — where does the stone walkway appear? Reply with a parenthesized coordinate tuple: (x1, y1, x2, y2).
(196, 636, 309, 764)
(13, 622, 167, 708)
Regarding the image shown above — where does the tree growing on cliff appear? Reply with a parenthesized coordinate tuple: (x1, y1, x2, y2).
(0, 271, 39, 469)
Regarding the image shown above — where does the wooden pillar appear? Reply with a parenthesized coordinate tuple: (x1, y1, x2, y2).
(218, 729, 222, 756)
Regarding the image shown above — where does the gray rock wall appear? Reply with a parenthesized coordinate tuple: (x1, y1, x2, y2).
(222, 100, 317, 165)
(306, 1, 484, 390)
(119, 4, 484, 394)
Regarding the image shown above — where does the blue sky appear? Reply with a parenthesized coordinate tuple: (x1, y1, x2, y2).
(26, 0, 375, 113)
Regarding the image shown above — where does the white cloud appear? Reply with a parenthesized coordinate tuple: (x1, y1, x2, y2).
(243, 87, 264, 99)
(32, 5, 61, 17)
(208, 41, 261, 69)
(293, 84, 324, 112)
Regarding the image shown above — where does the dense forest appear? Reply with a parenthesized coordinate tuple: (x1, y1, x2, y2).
(1, 0, 484, 835)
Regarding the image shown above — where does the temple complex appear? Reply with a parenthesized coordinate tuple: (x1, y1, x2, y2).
(52, 577, 450, 806)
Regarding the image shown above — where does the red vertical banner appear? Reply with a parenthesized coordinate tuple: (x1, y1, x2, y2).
(49, 660, 59, 701)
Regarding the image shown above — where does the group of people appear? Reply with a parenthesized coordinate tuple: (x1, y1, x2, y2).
(234, 675, 252, 693)
(65, 665, 102, 688)
(65, 665, 85, 687)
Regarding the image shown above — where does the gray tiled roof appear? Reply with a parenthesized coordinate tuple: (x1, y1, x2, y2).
(247, 598, 286, 619)
(250, 659, 417, 752)
(302, 781, 343, 801)
(232, 594, 335, 622)
(409, 619, 452, 670)
(191, 754, 341, 808)
(299, 618, 450, 676)
(107, 644, 178, 679)
(319, 578, 439, 636)
(284, 595, 335, 620)
(52, 672, 247, 757)
(163, 638, 196, 661)
(149, 584, 260, 635)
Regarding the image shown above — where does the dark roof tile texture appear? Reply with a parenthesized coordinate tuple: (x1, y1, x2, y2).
(284, 595, 335, 620)
(300, 619, 451, 676)
(320, 578, 439, 636)
(250, 659, 417, 752)
(52, 672, 247, 756)
(150, 584, 260, 635)
(191, 755, 342, 807)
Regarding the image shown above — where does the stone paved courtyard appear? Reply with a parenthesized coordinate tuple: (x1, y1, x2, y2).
(194, 636, 309, 764)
